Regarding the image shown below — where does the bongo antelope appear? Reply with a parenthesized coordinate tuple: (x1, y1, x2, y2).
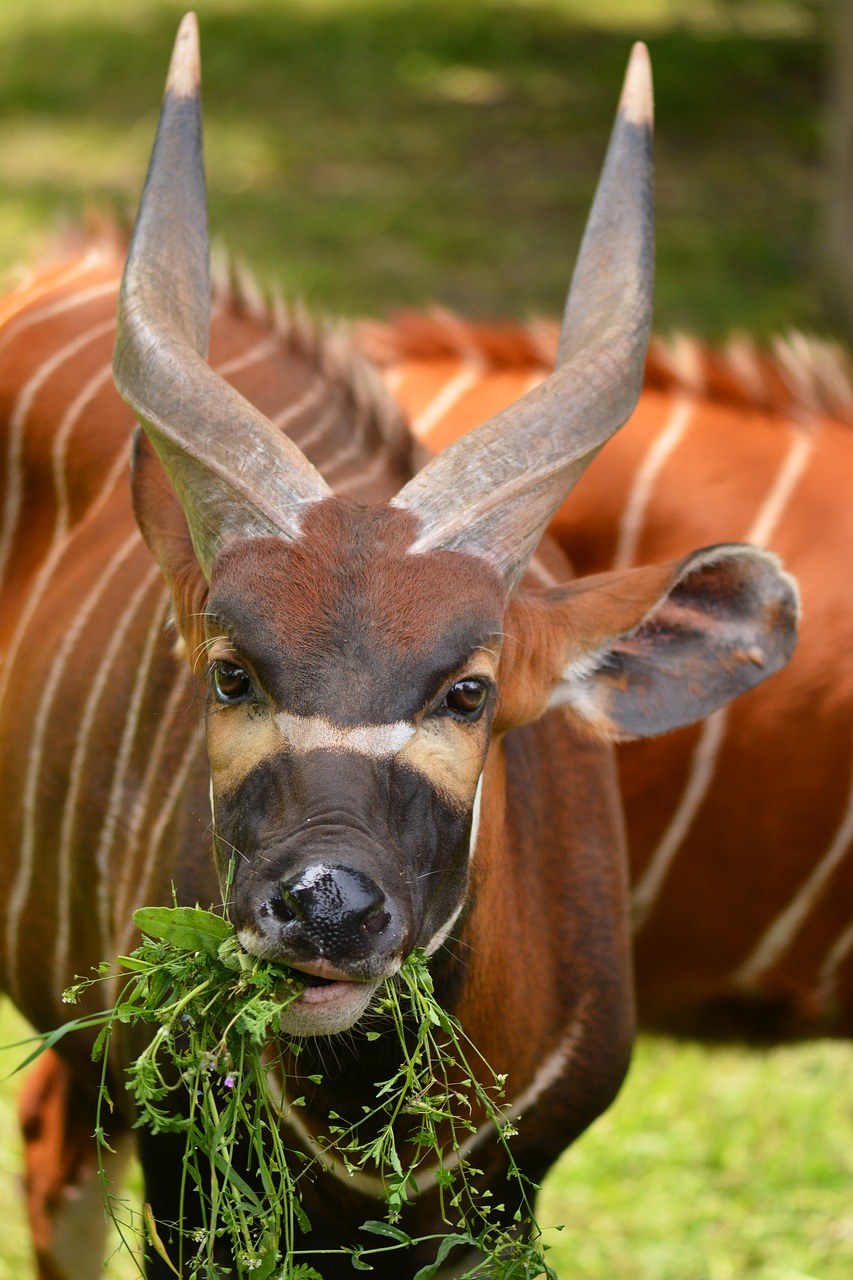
(0, 16, 798, 1277)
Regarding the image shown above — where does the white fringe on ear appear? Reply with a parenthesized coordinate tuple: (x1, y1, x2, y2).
(547, 644, 619, 738)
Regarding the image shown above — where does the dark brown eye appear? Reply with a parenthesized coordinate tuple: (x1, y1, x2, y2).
(443, 679, 488, 720)
(211, 660, 253, 705)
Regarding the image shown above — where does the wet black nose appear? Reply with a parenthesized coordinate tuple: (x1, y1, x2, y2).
(271, 865, 391, 943)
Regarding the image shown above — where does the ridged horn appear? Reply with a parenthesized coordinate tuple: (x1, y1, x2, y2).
(113, 12, 331, 578)
(391, 43, 654, 597)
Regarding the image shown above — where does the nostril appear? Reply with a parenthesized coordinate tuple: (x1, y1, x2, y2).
(361, 905, 391, 936)
(270, 886, 303, 924)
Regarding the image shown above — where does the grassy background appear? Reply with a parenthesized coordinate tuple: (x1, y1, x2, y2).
(0, 0, 851, 1277)
(0, 0, 841, 336)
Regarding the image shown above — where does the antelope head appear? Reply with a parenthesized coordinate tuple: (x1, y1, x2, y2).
(115, 16, 798, 1035)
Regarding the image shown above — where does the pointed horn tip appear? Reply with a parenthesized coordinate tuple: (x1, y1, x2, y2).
(619, 42, 653, 129)
(166, 12, 201, 101)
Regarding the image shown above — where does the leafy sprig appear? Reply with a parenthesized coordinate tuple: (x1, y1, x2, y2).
(48, 907, 556, 1279)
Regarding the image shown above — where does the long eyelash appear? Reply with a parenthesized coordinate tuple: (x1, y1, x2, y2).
(189, 637, 218, 677)
(190, 632, 241, 679)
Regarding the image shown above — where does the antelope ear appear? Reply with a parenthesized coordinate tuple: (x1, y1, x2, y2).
(131, 428, 208, 658)
(500, 545, 799, 738)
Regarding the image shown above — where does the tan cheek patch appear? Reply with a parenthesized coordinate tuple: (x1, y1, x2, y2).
(207, 707, 285, 796)
(397, 718, 487, 810)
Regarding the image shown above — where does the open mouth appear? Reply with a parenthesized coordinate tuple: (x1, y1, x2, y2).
(286, 962, 369, 1007)
(298, 971, 340, 988)
(237, 930, 382, 1032)
(299, 978, 363, 1006)
(280, 966, 379, 1032)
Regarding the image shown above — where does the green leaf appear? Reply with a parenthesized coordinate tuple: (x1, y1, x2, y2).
(133, 906, 234, 955)
(143, 1203, 180, 1276)
(206, 1152, 264, 1212)
(411, 1265, 442, 1280)
(435, 1233, 477, 1265)
(91, 1023, 112, 1062)
(4, 1011, 113, 1079)
(411, 1239, 476, 1280)
(359, 1220, 413, 1245)
(249, 1232, 281, 1280)
(293, 1199, 312, 1234)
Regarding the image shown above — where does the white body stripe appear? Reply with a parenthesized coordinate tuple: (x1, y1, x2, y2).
(0, 277, 115, 355)
(0, 252, 104, 329)
(410, 363, 480, 439)
(269, 375, 327, 433)
(51, 363, 115, 542)
(287, 396, 345, 458)
(525, 556, 563, 588)
(93, 587, 171, 956)
(6, 529, 142, 999)
(214, 337, 278, 379)
(630, 423, 814, 933)
(735, 749, 853, 990)
(745, 430, 814, 548)
(818, 921, 853, 1012)
(0, 317, 115, 590)
(0, 369, 126, 728)
(612, 395, 694, 570)
(631, 708, 729, 932)
(52, 562, 162, 991)
(741, 425, 813, 548)
(114, 665, 194, 947)
(135, 729, 204, 909)
(119, 717, 205, 957)
(334, 444, 398, 495)
(323, 433, 378, 485)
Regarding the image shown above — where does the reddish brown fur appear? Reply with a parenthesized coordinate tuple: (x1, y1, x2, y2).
(212, 503, 504, 665)
(0, 248, 814, 1277)
(0, 251, 635, 1276)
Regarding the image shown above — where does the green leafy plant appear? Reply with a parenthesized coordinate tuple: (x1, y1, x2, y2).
(37, 905, 555, 1279)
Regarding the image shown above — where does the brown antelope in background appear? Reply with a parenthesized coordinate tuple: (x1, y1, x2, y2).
(0, 15, 799, 1279)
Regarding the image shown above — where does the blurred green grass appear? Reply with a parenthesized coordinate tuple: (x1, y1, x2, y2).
(1, 1, 850, 1277)
(0, 0, 835, 335)
(540, 1037, 853, 1279)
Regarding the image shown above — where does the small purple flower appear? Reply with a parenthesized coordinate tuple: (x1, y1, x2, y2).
(223, 1074, 236, 1089)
